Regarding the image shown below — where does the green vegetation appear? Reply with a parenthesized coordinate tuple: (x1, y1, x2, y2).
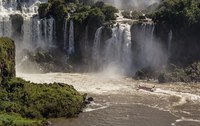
(134, 62, 200, 83)
(72, 7, 105, 24)
(122, 11, 143, 19)
(0, 113, 42, 126)
(1, 78, 84, 119)
(38, 3, 51, 18)
(38, 0, 118, 23)
(70, 1, 118, 24)
(0, 38, 85, 125)
(134, 67, 158, 80)
(158, 62, 200, 83)
(150, 0, 200, 27)
(0, 37, 15, 83)
(37, 0, 118, 50)
(158, 64, 190, 83)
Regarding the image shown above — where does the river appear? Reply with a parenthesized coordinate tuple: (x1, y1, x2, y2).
(17, 72, 200, 126)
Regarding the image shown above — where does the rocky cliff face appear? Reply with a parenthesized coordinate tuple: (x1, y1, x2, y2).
(153, 22, 200, 66)
(0, 37, 15, 83)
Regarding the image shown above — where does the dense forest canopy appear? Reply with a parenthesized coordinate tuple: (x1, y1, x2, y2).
(39, 0, 118, 23)
(150, 0, 200, 27)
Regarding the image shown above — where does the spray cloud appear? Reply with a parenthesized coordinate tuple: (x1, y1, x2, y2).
(103, 0, 160, 10)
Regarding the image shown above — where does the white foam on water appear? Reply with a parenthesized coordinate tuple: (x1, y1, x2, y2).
(154, 88, 200, 102)
(83, 102, 110, 112)
(171, 117, 200, 126)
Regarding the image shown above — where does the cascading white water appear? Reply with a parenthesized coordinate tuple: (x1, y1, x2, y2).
(81, 25, 91, 68)
(22, 17, 32, 50)
(43, 18, 47, 45)
(0, 0, 56, 51)
(168, 29, 173, 57)
(68, 20, 75, 54)
(105, 24, 132, 74)
(47, 17, 55, 48)
(92, 24, 132, 74)
(134, 23, 167, 68)
(63, 19, 68, 52)
(92, 27, 103, 67)
(150, 24, 155, 44)
(0, 15, 12, 37)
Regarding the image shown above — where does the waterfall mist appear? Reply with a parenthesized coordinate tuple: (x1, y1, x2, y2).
(92, 24, 133, 76)
(0, 0, 167, 75)
(133, 23, 168, 71)
(103, 0, 160, 10)
(0, 0, 58, 73)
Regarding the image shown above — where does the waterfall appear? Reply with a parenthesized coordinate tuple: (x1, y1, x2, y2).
(82, 25, 90, 66)
(0, 0, 3, 12)
(104, 24, 132, 74)
(43, 18, 47, 45)
(134, 23, 167, 69)
(168, 29, 173, 57)
(0, 0, 59, 72)
(22, 17, 32, 50)
(68, 20, 75, 55)
(0, 15, 12, 37)
(63, 19, 68, 52)
(47, 17, 55, 48)
(92, 26, 103, 67)
(31, 17, 41, 49)
(0, 0, 57, 52)
(92, 24, 132, 74)
(150, 24, 155, 44)
(121, 24, 132, 73)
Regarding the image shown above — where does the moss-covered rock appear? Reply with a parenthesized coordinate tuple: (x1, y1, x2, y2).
(158, 64, 191, 83)
(185, 62, 200, 82)
(134, 67, 159, 80)
(0, 37, 15, 83)
(1, 77, 84, 119)
(10, 14, 24, 40)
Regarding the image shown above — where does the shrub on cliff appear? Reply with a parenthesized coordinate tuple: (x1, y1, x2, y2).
(93, 1, 118, 21)
(1, 78, 84, 118)
(158, 67, 190, 83)
(185, 62, 200, 82)
(38, 3, 51, 18)
(0, 37, 15, 83)
(72, 6, 105, 25)
(134, 67, 159, 80)
(150, 0, 200, 27)
(101, 5, 118, 21)
(79, 0, 95, 6)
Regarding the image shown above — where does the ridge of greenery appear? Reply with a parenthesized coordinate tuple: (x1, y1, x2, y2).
(38, 0, 118, 23)
(150, 0, 200, 27)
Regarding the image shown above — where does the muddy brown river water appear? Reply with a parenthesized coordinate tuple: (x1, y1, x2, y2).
(17, 72, 200, 126)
